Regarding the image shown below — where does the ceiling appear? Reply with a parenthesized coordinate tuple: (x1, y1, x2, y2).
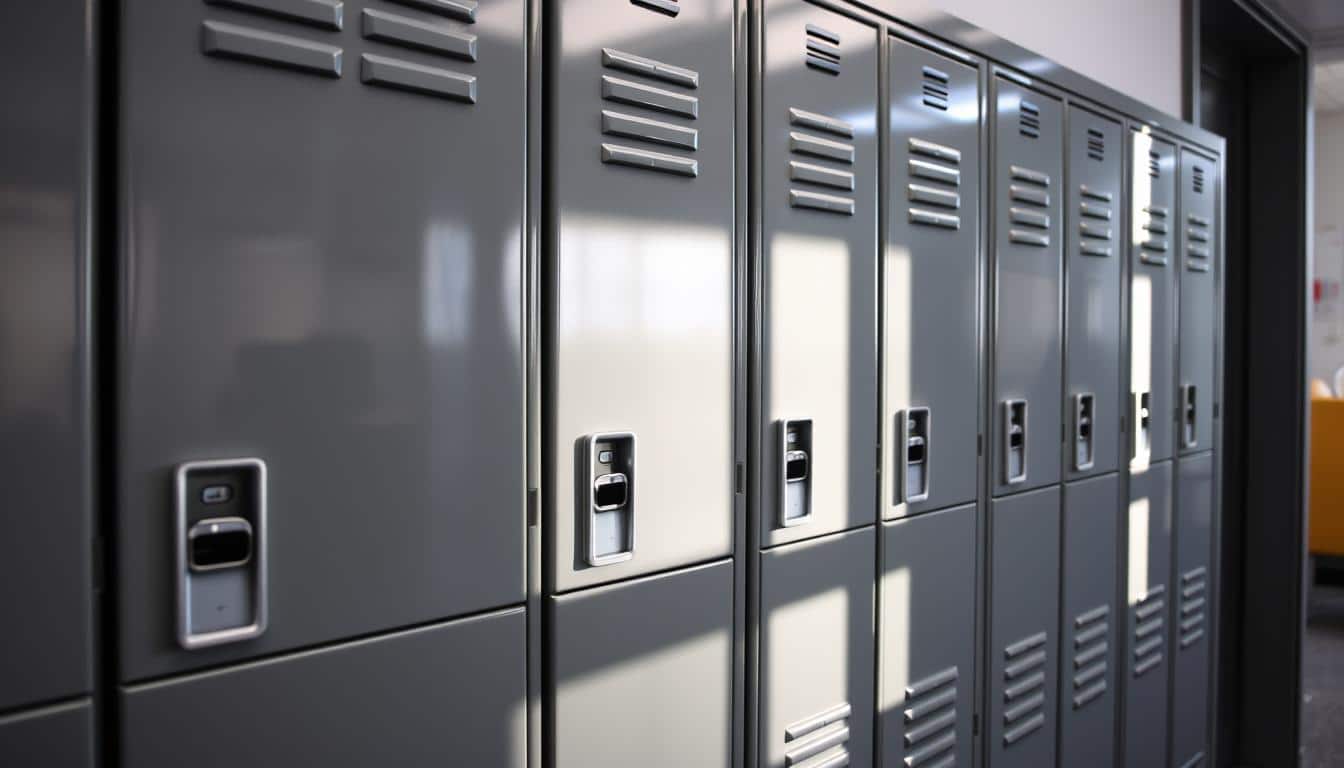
(1261, 0, 1344, 114)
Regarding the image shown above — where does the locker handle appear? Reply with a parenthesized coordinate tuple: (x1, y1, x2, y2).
(187, 517, 253, 572)
(778, 419, 813, 528)
(1181, 384, 1198, 449)
(584, 432, 636, 567)
(896, 407, 931, 504)
(1002, 400, 1028, 485)
(1131, 391, 1151, 463)
(1073, 393, 1095, 472)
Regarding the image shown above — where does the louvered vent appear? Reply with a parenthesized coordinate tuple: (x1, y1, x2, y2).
(598, 46, 701, 177)
(784, 702, 852, 768)
(1007, 165, 1052, 248)
(1192, 164, 1206, 194)
(806, 24, 841, 75)
(200, 0, 346, 78)
(1020, 100, 1041, 139)
(1132, 584, 1166, 678)
(788, 107, 856, 215)
(1179, 567, 1208, 648)
(1071, 604, 1110, 710)
(907, 137, 961, 230)
(360, 1, 480, 104)
(1078, 185, 1114, 258)
(1138, 204, 1170, 266)
(922, 66, 950, 111)
(1186, 211, 1211, 272)
(903, 666, 959, 767)
(1002, 631, 1048, 747)
(1147, 150, 1161, 178)
(631, 0, 680, 17)
(1086, 128, 1105, 161)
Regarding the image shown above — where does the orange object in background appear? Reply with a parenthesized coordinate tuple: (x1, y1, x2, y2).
(1310, 395, 1344, 557)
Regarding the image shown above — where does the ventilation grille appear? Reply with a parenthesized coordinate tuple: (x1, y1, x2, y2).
(1086, 128, 1105, 161)
(1078, 185, 1114, 257)
(1138, 204, 1170, 266)
(1007, 165, 1051, 247)
(1186, 211, 1212, 272)
(806, 24, 841, 75)
(907, 138, 962, 230)
(631, 0, 680, 17)
(1179, 567, 1208, 649)
(922, 66, 950, 111)
(784, 702, 852, 768)
(1002, 631, 1048, 747)
(1192, 164, 1206, 194)
(902, 666, 959, 767)
(1147, 150, 1161, 178)
(200, 0, 345, 78)
(1132, 584, 1166, 678)
(1071, 604, 1110, 710)
(599, 46, 700, 177)
(1020, 100, 1041, 139)
(789, 108, 856, 215)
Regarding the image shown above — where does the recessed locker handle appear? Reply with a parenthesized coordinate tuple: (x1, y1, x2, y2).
(1073, 393, 1095, 471)
(1003, 400, 1028, 485)
(1181, 384, 1198, 448)
(584, 432, 636, 567)
(1132, 391, 1152, 463)
(896, 407, 931, 504)
(779, 419, 813, 528)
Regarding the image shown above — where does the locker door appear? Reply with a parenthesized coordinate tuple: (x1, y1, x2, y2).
(118, 0, 528, 680)
(1059, 475, 1119, 768)
(991, 77, 1063, 495)
(1178, 149, 1218, 454)
(758, 0, 878, 546)
(123, 608, 526, 767)
(1129, 131, 1178, 467)
(880, 504, 976, 768)
(1063, 106, 1123, 481)
(989, 486, 1061, 767)
(759, 529, 875, 768)
(1122, 460, 1173, 768)
(1172, 454, 1214, 767)
(550, 560, 734, 768)
(884, 34, 981, 519)
(0, 702, 93, 768)
(550, 0, 736, 591)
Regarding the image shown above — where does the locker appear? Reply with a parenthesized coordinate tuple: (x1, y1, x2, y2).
(1129, 130, 1178, 467)
(1063, 105, 1124, 481)
(1122, 460, 1173, 768)
(549, 559, 734, 768)
(1178, 148, 1218, 454)
(123, 607, 526, 767)
(549, 0, 737, 591)
(0, 0, 92, 711)
(0, 701, 93, 768)
(757, 0, 878, 546)
(1171, 453, 1215, 767)
(117, 0, 528, 679)
(1059, 475, 1120, 767)
(879, 503, 976, 768)
(989, 485, 1061, 767)
(883, 33, 982, 519)
(991, 77, 1064, 495)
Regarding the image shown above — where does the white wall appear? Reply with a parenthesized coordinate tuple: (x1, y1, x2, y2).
(1313, 111, 1344, 387)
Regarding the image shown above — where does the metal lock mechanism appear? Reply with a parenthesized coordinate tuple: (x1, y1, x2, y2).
(1003, 400, 1028, 485)
(897, 407, 930, 504)
(584, 432, 636, 567)
(779, 419, 813, 528)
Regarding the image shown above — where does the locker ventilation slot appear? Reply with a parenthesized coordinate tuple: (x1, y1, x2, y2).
(599, 46, 700, 177)
(631, 0, 680, 17)
(1179, 567, 1208, 648)
(1132, 585, 1166, 677)
(789, 109, 856, 215)
(206, 0, 344, 29)
(1086, 128, 1105, 161)
(1192, 164, 1206, 194)
(907, 138, 962, 230)
(355, 2, 481, 102)
(806, 24, 842, 75)
(1071, 604, 1110, 710)
(1078, 184, 1115, 257)
(1007, 166, 1051, 247)
(1147, 150, 1161, 178)
(200, 20, 343, 78)
(1138, 204, 1169, 266)
(922, 66, 950, 111)
(1186, 213, 1211, 271)
(903, 666, 959, 767)
(1001, 631, 1048, 746)
(362, 9, 477, 62)
(385, 0, 476, 22)
(1019, 100, 1041, 139)
(784, 701, 851, 767)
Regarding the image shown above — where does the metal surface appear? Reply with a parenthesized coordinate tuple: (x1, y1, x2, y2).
(1178, 147, 1218, 454)
(1171, 452, 1215, 768)
(1122, 459, 1173, 768)
(0, 700, 93, 768)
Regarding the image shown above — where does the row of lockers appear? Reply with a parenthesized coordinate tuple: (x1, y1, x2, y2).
(0, 0, 1222, 767)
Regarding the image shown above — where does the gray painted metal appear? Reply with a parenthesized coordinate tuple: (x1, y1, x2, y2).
(548, 0, 736, 592)
(883, 32, 982, 519)
(758, 0, 879, 547)
(1171, 453, 1214, 768)
(549, 559, 734, 768)
(1063, 106, 1124, 481)
(1122, 459, 1173, 768)
(117, 0, 528, 680)
(879, 503, 976, 768)
(991, 76, 1064, 495)
(989, 485, 1061, 767)
(0, 0, 93, 711)
(122, 607, 526, 767)
(0, 700, 93, 768)
(1178, 148, 1218, 455)
(1059, 474, 1119, 768)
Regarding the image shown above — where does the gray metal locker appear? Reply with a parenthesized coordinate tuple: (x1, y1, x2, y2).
(1128, 130, 1178, 467)
(0, 0, 93, 712)
(989, 485, 1061, 767)
(549, 0, 736, 590)
(1171, 453, 1214, 767)
(883, 32, 981, 519)
(1059, 475, 1119, 768)
(1122, 460, 1173, 768)
(1064, 105, 1124, 481)
(880, 503, 976, 768)
(757, 0, 878, 546)
(117, 0, 528, 680)
(1178, 148, 1218, 455)
(122, 607, 526, 767)
(0, 701, 93, 768)
(549, 560, 734, 768)
(991, 76, 1063, 495)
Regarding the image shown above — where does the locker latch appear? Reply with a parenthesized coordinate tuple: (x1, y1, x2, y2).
(584, 432, 636, 567)
(1181, 384, 1198, 449)
(779, 419, 813, 528)
(1132, 391, 1152, 464)
(1003, 400, 1028, 485)
(1073, 393, 1095, 471)
(897, 407, 930, 504)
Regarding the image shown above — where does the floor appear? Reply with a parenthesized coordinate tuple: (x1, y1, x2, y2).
(1303, 571, 1344, 767)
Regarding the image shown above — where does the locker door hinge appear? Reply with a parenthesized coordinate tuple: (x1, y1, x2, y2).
(1214, 402, 1220, 419)
(973, 713, 980, 735)
(977, 433, 983, 457)
(527, 488, 539, 527)
(735, 461, 745, 495)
